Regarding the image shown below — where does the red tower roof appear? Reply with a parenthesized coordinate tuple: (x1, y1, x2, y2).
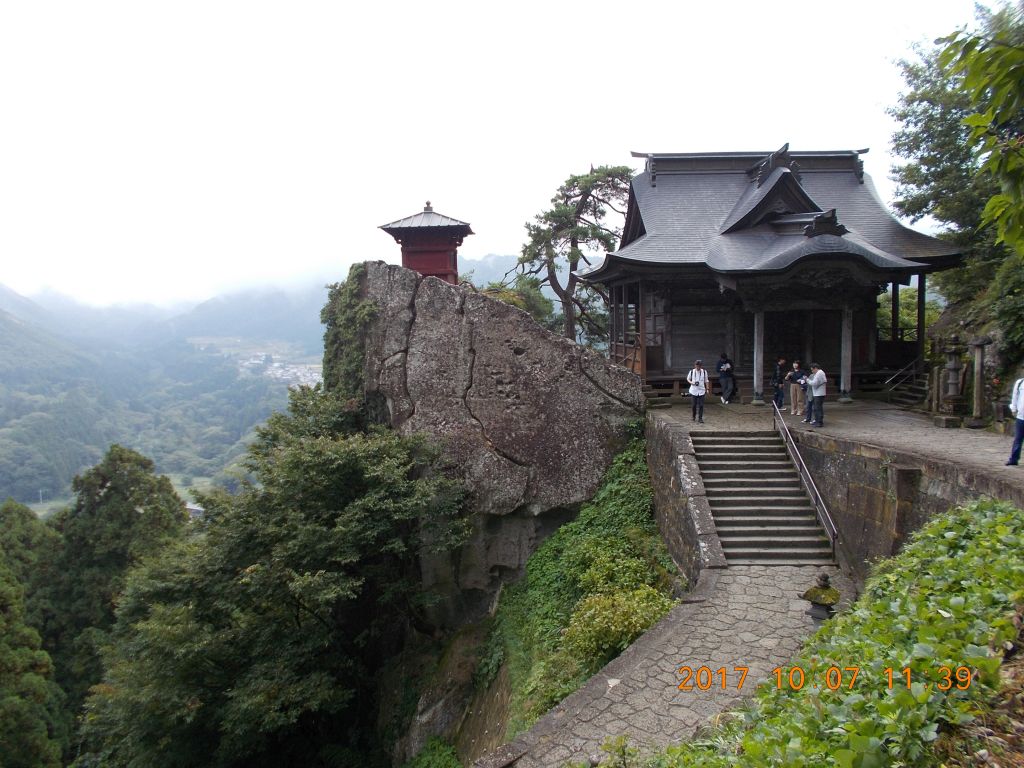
(379, 202, 474, 238)
(379, 202, 473, 285)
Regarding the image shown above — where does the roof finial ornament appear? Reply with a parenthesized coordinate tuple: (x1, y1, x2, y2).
(804, 208, 849, 238)
(753, 143, 802, 187)
(424, 201, 433, 212)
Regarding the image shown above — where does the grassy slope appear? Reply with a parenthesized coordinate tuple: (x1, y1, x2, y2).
(477, 437, 681, 740)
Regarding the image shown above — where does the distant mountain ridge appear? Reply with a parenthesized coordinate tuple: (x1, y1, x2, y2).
(2, 282, 330, 353)
(0, 282, 335, 506)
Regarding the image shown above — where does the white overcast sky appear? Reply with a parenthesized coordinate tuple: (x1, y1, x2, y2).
(1, 0, 985, 306)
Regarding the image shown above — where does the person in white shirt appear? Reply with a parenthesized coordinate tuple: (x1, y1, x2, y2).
(805, 362, 827, 427)
(687, 359, 709, 424)
(1007, 375, 1024, 466)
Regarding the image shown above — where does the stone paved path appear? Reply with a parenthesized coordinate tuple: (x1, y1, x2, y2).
(482, 565, 854, 768)
(477, 401, 1023, 768)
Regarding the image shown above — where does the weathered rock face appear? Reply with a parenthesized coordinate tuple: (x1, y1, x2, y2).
(359, 261, 644, 623)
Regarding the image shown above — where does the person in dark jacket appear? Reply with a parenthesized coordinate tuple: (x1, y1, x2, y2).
(716, 353, 736, 404)
(770, 355, 787, 409)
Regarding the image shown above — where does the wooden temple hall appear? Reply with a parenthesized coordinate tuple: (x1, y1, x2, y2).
(580, 145, 962, 402)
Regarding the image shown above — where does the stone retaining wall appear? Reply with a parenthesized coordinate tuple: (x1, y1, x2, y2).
(794, 430, 1024, 585)
(645, 412, 727, 586)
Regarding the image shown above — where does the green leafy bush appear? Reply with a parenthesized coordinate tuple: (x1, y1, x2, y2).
(564, 585, 675, 665)
(401, 737, 461, 768)
(647, 498, 1024, 768)
(485, 437, 680, 737)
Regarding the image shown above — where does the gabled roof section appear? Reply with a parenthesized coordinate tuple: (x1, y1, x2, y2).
(619, 185, 646, 246)
(379, 202, 474, 234)
(719, 166, 822, 233)
(581, 145, 962, 283)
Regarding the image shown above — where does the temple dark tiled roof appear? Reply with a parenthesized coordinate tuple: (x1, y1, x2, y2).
(582, 146, 961, 281)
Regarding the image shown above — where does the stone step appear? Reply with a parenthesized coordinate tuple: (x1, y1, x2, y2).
(719, 535, 831, 548)
(693, 446, 788, 456)
(709, 501, 811, 511)
(700, 468, 802, 481)
(709, 494, 810, 502)
(704, 481, 798, 493)
(709, 505, 812, 515)
(697, 459, 793, 468)
(690, 438, 780, 446)
(727, 557, 837, 566)
(722, 546, 835, 561)
(707, 488, 807, 499)
(716, 528, 827, 536)
(892, 393, 925, 405)
(714, 518, 820, 530)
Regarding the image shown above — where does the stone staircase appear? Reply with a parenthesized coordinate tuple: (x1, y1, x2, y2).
(690, 430, 834, 565)
(889, 373, 929, 407)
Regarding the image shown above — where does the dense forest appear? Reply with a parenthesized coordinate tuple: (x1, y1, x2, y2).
(0, 269, 474, 765)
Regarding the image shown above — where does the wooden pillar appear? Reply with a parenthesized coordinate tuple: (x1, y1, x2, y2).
(891, 282, 901, 341)
(752, 310, 765, 405)
(610, 286, 618, 360)
(803, 310, 813, 370)
(868, 308, 877, 367)
(638, 281, 647, 380)
(916, 274, 927, 363)
(840, 305, 854, 402)
(725, 311, 735, 358)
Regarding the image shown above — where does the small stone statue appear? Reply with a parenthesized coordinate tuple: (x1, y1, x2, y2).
(801, 572, 839, 621)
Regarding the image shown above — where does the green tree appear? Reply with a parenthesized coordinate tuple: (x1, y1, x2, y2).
(875, 287, 942, 341)
(78, 387, 467, 767)
(0, 499, 61, 629)
(518, 166, 632, 341)
(940, 3, 1024, 251)
(481, 275, 557, 330)
(889, 4, 1024, 367)
(0, 554, 62, 768)
(889, 39, 1008, 307)
(41, 445, 187, 720)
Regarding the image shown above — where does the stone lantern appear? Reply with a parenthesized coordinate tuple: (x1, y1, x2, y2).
(934, 335, 966, 427)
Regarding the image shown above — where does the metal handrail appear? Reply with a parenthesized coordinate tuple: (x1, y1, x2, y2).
(882, 356, 922, 389)
(771, 402, 839, 547)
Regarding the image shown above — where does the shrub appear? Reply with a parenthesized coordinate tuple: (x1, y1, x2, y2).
(485, 438, 680, 737)
(401, 738, 460, 768)
(564, 585, 675, 666)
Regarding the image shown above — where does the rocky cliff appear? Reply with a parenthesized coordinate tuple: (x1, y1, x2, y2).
(355, 261, 644, 623)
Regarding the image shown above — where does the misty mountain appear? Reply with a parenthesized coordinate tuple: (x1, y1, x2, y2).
(164, 284, 329, 353)
(29, 289, 192, 346)
(0, 284, 52, 328)
(9, 283, 330, 353)
(0, 282, 330, 506)
(460, 253, 519, 287)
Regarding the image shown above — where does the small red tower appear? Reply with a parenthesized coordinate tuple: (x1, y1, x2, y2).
(379, 202, 474, 285)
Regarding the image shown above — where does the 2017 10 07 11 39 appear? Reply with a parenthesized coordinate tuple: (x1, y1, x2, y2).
(676, 665, 975, 691)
